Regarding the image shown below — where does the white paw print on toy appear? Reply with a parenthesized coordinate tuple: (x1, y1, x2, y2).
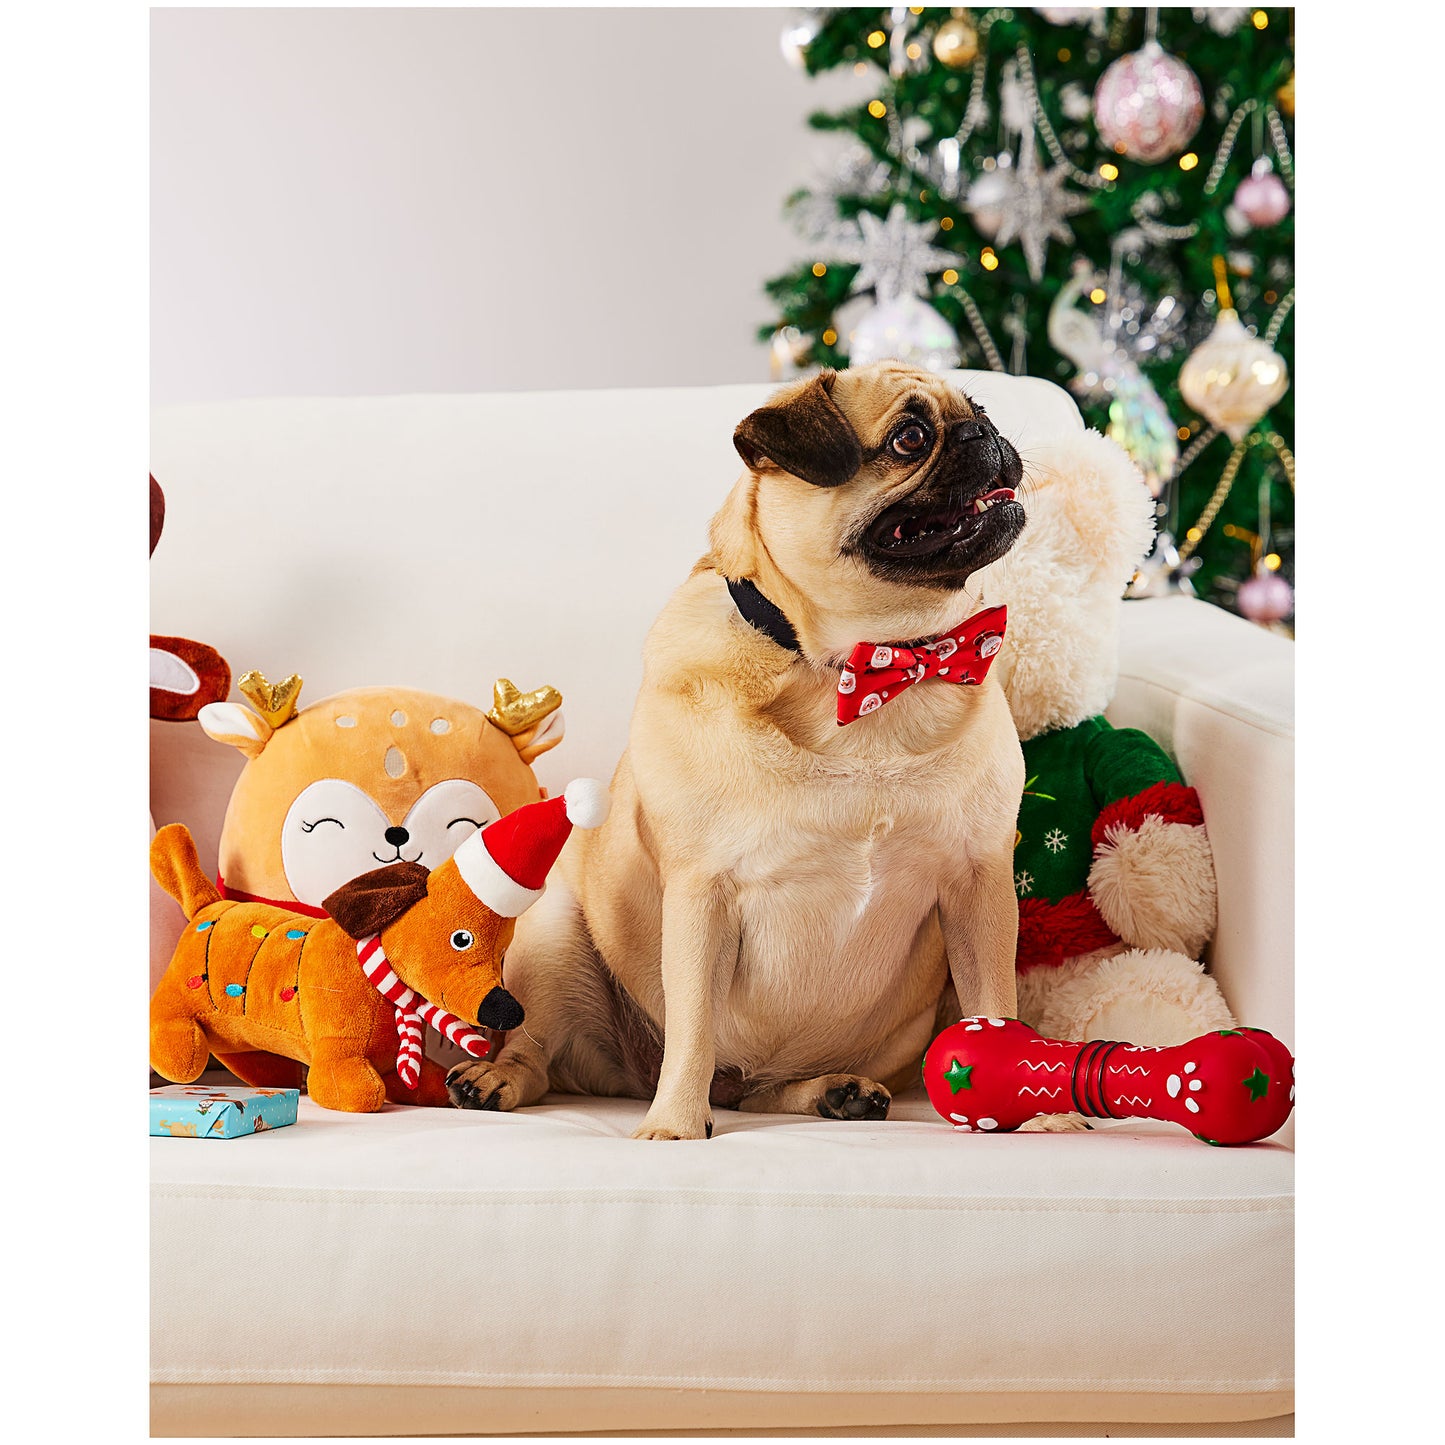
(1166, 1059, 1204, 1113)
(1044, 828, 1068, 853)
(838, 670, 856, 695)
(871, 646, 893, 668)
(948, 1112, 1000, 1132)
(1014, 869, 1034, 896)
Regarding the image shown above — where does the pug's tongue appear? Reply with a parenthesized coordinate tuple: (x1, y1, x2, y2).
(971, 487, 1017, 511)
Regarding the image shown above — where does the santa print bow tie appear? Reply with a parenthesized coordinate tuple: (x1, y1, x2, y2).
(836, 605, 1007, 726)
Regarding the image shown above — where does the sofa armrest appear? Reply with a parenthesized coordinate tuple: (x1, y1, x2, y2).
(1107, 598, 1294, 1049)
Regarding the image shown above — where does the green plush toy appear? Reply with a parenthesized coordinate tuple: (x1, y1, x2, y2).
(974, 431, 1235, 1051)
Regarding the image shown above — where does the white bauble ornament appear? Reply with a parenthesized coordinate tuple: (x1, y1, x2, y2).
(847, 294, 962, 373)
(1035, 6, 1103, 24)
(769, 325, 812, 381)
(1093, 40, 1204, 163)
(1195, 6, 1251, 36)
(965, 161, 1013, 240)
(1059, 81, 1092, 121)
(1178, 310, 1289, 441)
(1233, 157, 1292, 229)
(780, 16, 819, 70)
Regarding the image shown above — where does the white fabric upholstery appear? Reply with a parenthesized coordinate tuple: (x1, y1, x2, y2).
(150, 374, 1293, 1434)
(152, 1097, 1292, 1436)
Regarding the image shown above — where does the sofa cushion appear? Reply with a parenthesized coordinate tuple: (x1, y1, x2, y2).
(151, 1093, 1292, 1435)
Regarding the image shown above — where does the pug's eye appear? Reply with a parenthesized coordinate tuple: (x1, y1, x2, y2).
(890, 422, 931, 458)
(450, 930, 475, 951)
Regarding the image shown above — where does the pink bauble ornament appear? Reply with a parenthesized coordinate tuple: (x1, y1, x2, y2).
(1233, 157, 1292, 229)
(1238, 569, 1294, 623)
(1093, 40, 1204, 163)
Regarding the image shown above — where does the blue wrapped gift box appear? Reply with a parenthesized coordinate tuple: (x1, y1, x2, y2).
(150, 1084, 299, 1139)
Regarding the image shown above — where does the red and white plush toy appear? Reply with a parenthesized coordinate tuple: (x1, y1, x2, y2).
(924, 1015, 1293, 1145)
(971, 431, 1235, 1053)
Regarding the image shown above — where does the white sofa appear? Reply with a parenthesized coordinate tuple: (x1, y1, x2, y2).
(150, 374, 1294, 1437)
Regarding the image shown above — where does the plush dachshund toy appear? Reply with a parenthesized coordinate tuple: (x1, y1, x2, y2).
(150, 781, 608, 1112)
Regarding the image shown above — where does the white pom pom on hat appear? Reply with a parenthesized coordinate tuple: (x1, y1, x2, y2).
(452, 779, 610, 917)
(563, 777, 610, 830)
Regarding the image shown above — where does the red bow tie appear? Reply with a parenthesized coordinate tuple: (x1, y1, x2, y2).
(836, 605, 1007, 726)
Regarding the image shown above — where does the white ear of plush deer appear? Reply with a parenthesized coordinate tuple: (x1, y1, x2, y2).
(198, 701, 274, 761)
(512, 708, 565, 765)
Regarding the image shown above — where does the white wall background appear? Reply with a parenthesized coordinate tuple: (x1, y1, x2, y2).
(151, 6, 870, 405)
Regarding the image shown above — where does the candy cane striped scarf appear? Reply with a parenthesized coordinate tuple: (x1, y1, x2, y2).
(356, 935, 490, 1089)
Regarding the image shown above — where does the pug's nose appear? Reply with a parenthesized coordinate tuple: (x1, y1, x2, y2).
(477, 986, 525, 1031)
(950, 419, 985, 444)
(384, 826, 410, 847)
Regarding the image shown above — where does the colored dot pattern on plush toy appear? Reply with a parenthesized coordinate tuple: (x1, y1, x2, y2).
(285, 929, 305, 940)
(225, 984, 245, 997)
(195, 920, 214, 932)
(430, 718, 450, 734)
(279, 987, 296, 1002)
(251, 925, 268, 940)
(186, 975, 204, 989)
(335, 715, 357, 728)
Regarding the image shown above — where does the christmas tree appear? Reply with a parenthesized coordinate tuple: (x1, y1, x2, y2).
(766, 6, 1294, 624)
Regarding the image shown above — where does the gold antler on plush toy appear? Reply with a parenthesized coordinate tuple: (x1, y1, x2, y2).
(238, 670, 304, 729)
(487, 678, 562, 736)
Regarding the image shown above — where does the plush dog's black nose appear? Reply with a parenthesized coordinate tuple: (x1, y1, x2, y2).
(476, 986, 525, 1031)
(384, 826, 410, 847)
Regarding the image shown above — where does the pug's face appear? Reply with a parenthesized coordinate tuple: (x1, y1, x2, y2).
(732, 363, 1026, 597)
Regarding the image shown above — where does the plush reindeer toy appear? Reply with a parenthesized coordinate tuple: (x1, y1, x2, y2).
(150, 782, 608, 1112)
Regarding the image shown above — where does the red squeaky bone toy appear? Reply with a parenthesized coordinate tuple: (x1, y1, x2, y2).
(924, 1017, 1294, 1145)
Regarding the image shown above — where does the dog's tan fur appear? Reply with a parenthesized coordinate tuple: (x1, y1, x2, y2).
(448, 363, 1026, 1139)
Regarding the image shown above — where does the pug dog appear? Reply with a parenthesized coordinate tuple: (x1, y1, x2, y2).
(448, 362, 1028, 1139)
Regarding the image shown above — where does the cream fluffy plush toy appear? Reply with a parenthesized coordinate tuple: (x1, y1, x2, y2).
(974, 429, 1235, 1046)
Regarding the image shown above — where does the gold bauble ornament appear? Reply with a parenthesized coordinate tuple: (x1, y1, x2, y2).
(1276, 71, 1294, 117)
(1178, 310, 1289, 442)
(933, 15, 979, 70)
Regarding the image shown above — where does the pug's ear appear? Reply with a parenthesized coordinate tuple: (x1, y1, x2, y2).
(324, 861, 430, 939)
(733, 370, 863, 489)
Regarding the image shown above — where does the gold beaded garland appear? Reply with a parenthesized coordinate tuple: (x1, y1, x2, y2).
(933, 15, 979, 70)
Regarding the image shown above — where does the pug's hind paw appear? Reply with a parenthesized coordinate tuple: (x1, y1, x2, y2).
(818, 1076, 891, 1121)
(1017, 1112, 1090, 1133)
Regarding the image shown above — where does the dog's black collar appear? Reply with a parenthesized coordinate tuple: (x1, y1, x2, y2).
(725, 576, 800, 655)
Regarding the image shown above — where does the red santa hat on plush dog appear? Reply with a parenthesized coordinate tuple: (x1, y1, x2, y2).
(453, 778, 609, 916)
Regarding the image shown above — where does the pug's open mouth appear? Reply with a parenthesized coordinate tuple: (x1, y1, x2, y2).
(864, 486, 1021, 561)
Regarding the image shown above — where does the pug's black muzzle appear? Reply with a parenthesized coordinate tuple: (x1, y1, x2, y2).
(856, 416, 1026, 584)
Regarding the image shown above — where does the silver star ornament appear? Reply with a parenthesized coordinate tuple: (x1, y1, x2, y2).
(834, 204, 959, 303)
(994, 121, 1093, 282)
